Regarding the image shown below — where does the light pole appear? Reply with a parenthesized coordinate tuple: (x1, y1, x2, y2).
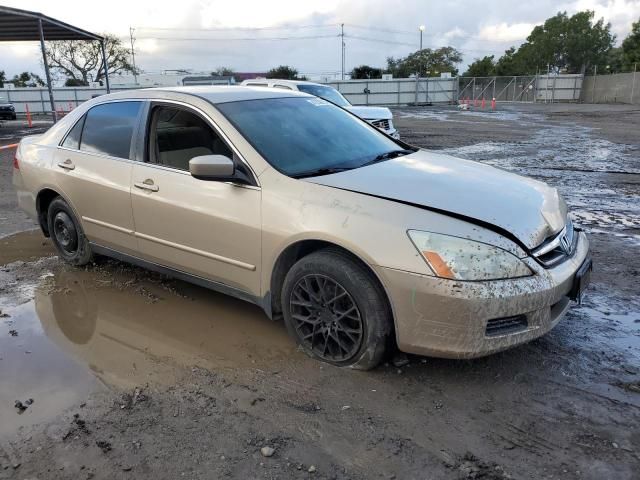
(419, 25, 425, 50)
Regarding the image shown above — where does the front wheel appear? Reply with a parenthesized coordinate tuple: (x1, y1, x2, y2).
(47, 197, 93, 266)
(281, 249, 392, 370)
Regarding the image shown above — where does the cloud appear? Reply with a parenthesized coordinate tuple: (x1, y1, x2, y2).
(477, 22, 540, 43)
(0, 0, 639, 78)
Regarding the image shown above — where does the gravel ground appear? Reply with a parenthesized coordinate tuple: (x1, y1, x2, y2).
(0, 104, 639, 480)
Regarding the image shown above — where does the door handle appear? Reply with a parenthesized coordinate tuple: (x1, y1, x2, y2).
(134, 179, 159, 192)
(57, 159, 75, 170)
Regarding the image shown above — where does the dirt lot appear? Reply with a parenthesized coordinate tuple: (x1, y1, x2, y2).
(1, 105, 639, 480)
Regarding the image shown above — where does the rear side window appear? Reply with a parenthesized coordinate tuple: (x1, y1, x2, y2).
(80, 102, 141, 159)
(61, 115, 85, 149)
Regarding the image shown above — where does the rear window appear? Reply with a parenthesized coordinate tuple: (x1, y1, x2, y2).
(80, 102, 141, 159)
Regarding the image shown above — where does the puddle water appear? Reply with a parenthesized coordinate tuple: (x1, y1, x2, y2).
(396, 106, 546, 126)
(1, 300, 98, 438)
(1, 240, 296, 437)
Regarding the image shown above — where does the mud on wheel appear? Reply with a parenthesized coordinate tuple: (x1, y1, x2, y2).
(281, 248, 392, 370)
(47, 197, 93, 266)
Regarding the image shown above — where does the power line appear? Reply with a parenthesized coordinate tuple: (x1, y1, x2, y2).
(135, 24, 339, 32)
(134, 34, 339, 42)
(343, 23, 418, 36)
(345, 34, 417, 48)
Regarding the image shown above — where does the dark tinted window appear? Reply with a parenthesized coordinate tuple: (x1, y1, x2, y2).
(80, 102, 141, 159)
(217, 97, 401, 177)
(150, 106, 232, 171)
(61, 115, 85, 149)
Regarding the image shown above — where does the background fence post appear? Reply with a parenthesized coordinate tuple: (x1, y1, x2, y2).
(592, 65, 597, 103)
(631, 63, 637, 105)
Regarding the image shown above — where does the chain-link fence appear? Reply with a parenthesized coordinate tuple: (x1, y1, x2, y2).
(458, 74, 583, 103)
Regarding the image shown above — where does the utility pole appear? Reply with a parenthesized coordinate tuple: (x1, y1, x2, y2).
(419, 25, 425, 50)
(129, 27, 138, 85)
(340, 23, 345, 80)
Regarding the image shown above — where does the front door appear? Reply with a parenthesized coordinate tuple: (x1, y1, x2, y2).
(130, 104, 262, 297)
(54, 101, 143, 254)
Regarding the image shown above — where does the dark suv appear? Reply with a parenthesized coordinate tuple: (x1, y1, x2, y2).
(0, 99, 17, 120)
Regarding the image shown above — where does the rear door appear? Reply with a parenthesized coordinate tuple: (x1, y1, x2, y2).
(130, 103, 262, 297)
(54, 101, 143, 254)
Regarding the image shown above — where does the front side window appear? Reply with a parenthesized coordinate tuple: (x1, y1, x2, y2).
(217, 97, 405, 178)
(296, 84, 350, 107)
(80, 102, 141, 159)
(149, 106, 232, 171)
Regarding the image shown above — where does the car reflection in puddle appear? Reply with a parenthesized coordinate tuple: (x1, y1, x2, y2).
(1, 264, 295, 436)
(37, 266, 296, 386)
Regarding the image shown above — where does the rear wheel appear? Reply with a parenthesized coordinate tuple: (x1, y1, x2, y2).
(47, 197, 93, 266)
(281, 249, 392, 370)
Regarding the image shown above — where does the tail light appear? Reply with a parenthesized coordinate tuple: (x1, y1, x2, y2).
(13, 154, 19, 170)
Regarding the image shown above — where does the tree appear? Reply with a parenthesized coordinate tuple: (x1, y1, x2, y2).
(267, 65, 300, 80)
(45, 34, 137, 85)
(0, 70, 5, 88)
(463, 56, 495, 77)
(494, 47, 529, 76)
(64, 78, 89, 86)
(495, 11, 615, 75)
(213, 67, 235, 76)
(11, 72, 45, 87)
(351, 65, 382, 79)
(386, 47, 463, 77)
(622, 18, 640, 70)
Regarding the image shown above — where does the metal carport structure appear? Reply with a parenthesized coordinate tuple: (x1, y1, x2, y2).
(0, 5, 110, 122)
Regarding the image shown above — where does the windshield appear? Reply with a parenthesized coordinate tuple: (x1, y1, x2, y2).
(217, 97, 406, 178)
(296, 84, 350, 107)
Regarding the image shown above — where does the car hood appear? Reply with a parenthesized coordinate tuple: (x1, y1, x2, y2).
(344, 106, 392, 121)
(305, 150, 567, 250)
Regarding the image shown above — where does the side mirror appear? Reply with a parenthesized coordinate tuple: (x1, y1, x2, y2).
(189, 155, 235, 180)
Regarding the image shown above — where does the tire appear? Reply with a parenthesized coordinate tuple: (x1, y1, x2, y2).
(47, 197, 93, 266)
(281, 248, 392, 370)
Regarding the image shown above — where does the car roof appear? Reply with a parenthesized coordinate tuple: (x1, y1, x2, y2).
(85, 85, 312, 105)
(155, 85, 311, 103)
(240, 79, 326, 88)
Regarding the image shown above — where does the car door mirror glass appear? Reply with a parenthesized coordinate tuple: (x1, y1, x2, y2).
(189, 155, 235, 180)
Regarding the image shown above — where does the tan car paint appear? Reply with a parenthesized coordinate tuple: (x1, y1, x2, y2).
(53, 147, 139, 255)
(130, 162, 262, 295)
(13, 87, 589, 359)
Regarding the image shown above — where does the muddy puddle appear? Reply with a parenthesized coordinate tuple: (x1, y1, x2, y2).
(1, 232, 296, 437)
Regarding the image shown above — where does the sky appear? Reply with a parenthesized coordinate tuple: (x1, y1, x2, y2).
(1, 0, 639, 80)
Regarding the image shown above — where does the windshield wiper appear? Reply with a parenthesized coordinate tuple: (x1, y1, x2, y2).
(360, 149, 415, 168)
(291, 166, 354, 179)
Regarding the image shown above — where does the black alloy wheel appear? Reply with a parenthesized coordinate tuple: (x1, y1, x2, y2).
(289, 274, 364, 362)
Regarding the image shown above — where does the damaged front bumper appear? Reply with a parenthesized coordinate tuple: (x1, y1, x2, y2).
(377, 232, 590, 359)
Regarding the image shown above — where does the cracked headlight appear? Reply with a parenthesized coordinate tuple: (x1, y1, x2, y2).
(407, 230, 533, 281)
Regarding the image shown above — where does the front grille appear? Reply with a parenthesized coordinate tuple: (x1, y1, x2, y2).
(532, 218, 577, 268)
(0, 106, 13, 111)
(370, 119, 390, 130)
(485, 315, 528, 337)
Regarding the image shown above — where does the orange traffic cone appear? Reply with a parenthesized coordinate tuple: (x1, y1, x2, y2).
(491, 98, 496, 110)
(481, 98, 486, 109)
(25, 104, 33, 128)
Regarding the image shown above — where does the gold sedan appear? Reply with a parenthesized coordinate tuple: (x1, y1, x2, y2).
(13, 87, 591, 369)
